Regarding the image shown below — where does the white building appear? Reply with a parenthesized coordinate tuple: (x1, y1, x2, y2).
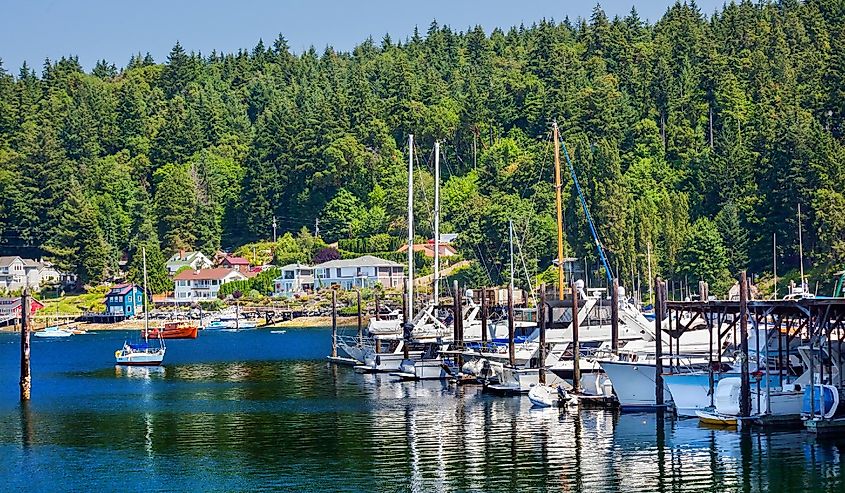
(0, 256, 65, 292)
(314, 255, 405, 290)
(166, 250, 214, 275)
(273, 263, 314, 297)
(173, 268, 247, 303)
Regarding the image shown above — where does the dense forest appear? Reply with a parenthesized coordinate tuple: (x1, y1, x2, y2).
(1, 0, 844, 295)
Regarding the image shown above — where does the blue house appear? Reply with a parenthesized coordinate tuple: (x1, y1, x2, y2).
(105, 283, 146, 316)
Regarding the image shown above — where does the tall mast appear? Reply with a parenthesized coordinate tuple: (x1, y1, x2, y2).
(433, 141, 440, 306)
(798, 203, 805, 292)
(142, 246, 149, 342)
(509, 219, 515, 294)
(407, 134, 415, 321)
(647, 241, 653, 303)
(553, 122, 565, 301)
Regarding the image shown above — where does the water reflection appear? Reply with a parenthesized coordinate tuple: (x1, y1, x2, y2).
(1, 356, 845, 490)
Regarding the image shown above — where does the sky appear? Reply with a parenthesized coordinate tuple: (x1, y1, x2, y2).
(0, 0, 727, 74)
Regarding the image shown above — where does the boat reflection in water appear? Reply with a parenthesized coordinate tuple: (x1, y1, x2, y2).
(2, 329, 845, 491)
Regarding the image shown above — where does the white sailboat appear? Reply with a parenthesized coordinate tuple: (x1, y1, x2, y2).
(115, 247, 166, 366)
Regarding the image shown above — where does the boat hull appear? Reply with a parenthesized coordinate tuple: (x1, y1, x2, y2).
(115, 349, 166, 366)
(599, 360, 672, 409)
(142, 326, 198, 339)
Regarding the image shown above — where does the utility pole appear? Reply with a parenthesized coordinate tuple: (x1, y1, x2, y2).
(272, 216, 277, 243)
(315, 218, 320, 238)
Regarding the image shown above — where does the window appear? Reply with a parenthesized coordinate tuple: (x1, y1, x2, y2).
(284, 271, 294, 280)
(336, 268, 342, 278)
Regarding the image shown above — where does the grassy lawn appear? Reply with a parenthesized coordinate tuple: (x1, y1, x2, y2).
(37, 287, 109, 315)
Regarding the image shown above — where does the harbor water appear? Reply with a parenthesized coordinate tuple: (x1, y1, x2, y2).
(0, 328, 843, 492)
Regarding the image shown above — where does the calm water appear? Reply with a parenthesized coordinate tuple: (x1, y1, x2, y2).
(0, 328, 843, 492)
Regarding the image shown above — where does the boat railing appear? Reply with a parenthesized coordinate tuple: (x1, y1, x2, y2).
(336, 333, 377, 350)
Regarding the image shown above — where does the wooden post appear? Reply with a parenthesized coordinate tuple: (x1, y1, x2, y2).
(611, 278, 619, 353)
(571, 282, 580, 393)
(330, 288, 338, 358)
(20, 288, 31, 401)
(403, 281, 409, 360)
(739, 271, 751, 418)
(455, 283, 464, 369)
(507, 283, 515, 367)
(654, 277, 664, 407)
(539, 284, 546, 384)
(375, 293, 380, 321)
(480, 287, 488, 346)
(356, 289, 363, 347)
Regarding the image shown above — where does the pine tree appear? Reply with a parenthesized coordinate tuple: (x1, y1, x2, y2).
(127, 203, 170, 293)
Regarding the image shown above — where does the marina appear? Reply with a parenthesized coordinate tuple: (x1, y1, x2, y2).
(1, 327, 845, 492)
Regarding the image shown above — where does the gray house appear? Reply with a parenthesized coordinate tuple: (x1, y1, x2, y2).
(313, 255, 405, 290)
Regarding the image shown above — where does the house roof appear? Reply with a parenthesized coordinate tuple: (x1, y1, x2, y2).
(107, 283, 139, 296)
(174, 268, 247, 281)
(0, 256, 21, 268)
(278, 263, 313, 271)
(167, 251, 208, 264)
(0, 297, 44, 310)
(316, 255, 403, 269)
(397, 243, 458, 257)
(222, 256, 250, 266)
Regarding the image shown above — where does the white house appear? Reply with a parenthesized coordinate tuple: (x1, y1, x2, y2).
(166, 250, 213, 275)
(273, 263, 314, 297)
(173, 268, 247, 303)
(0, 256, 65, 292)
(314, 255, 405, 290)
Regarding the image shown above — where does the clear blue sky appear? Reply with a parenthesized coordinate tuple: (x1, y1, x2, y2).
(0, 0, 726, 73)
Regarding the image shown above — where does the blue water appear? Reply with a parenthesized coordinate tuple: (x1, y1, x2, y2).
(0, 328, 843, 492)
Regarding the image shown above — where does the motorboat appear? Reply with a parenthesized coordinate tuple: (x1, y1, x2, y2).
(142, 321, 199, 339)
(33, 326, 73, 338)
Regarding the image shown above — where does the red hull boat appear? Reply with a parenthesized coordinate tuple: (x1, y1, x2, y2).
(142, 322, 198, 340)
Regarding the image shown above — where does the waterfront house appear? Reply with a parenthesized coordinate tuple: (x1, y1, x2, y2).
(0, 256, 67, 292)
(273, 263, 314, 297)
(173, 268, 247, 302)
(313, 255, 405, 290)
(0, 297, 45, 321)
(166, 250, 213, 275)
(220, 255, 251, 273)
(105, 283, 146, 316)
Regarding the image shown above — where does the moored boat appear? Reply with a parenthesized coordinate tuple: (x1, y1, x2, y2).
(33, 326, 73, 338)
(142, 321, 198, 339)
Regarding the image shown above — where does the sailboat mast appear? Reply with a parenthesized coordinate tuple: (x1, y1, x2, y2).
(798, 203, 805, 291)
(773, 233, 777, 299)
(509, 219, 515, 294)
(553, 122, 565, 301)
(407, 134, 415, 321)
(433, 141, 440, 306)
(142, 246, 149, 342)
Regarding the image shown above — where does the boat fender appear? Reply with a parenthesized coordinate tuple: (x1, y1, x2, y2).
(375, 355, 381, 366)
(115, 350, 121, 358)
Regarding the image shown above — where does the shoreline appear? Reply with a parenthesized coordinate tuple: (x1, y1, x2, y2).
(0, 315, 369, 333)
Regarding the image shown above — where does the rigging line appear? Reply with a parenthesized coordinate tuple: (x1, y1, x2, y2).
(514, 226, 537, 306)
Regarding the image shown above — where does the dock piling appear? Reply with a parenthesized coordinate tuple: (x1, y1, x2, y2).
(611, 278, 619, 354)
(331, 289, 338, 358)
(739, 271, 750, 418)
(539, 284, 546, 384)
(654, 277, 664, 407)
(20, 288, 31, 401)
(507, 283, 515, 367)
(571, 282, 580, 394)
(455, 281, 464, 369)
(356, 289, 363, 347)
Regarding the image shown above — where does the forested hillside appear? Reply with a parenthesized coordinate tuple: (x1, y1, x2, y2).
(1, 1, 844, 293)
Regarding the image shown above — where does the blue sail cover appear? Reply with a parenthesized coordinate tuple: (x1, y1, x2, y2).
(129, 342, 151, 350)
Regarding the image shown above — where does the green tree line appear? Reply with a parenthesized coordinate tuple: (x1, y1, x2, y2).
(1, 1, 845, 295)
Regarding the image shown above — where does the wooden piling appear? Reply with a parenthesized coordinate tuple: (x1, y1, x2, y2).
(654, 277, 664, 407)
(571, 282, 580, 393)
(739, 271, 751, 418)
(539, 284, 546, 384)
(20, 288, 31, 401)
(611, 278, 619, 353)
(480, 287, 488, 346)
(455, 282, 464, 369)
(330, 288, 338, 358)
(375, 293, 380, 321)
(356, 289, 363, 347)
(507, 284, 515, 367)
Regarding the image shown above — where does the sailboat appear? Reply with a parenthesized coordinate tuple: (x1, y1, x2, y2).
(115, 247, 166, 366)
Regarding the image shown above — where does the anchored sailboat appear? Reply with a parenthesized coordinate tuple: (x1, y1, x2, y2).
(115, 247, 166, 366)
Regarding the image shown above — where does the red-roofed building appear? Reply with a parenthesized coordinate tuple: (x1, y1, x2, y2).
(220, 255, 251, 273)
(173, 268, 247, 302)
(0, 297, 44, 320)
